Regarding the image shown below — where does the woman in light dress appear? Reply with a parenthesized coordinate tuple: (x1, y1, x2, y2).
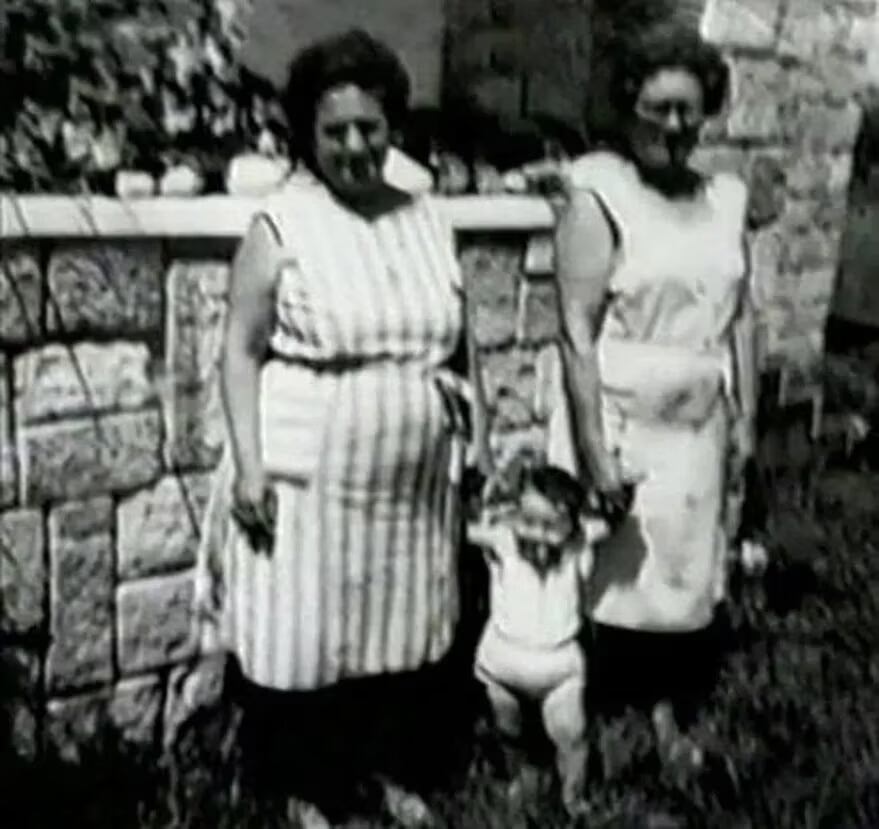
(195, 29, 490, 828)
(543, 24, 759, 766)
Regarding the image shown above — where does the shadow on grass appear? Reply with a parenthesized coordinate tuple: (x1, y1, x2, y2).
(4, 460, 879, 828)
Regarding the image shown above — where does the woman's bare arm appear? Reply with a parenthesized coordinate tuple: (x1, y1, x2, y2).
(554, 188, 617, 489)
(221, 215, 279, 484)
(731, 241, 759, 447)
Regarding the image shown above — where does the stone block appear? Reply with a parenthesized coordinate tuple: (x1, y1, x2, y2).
(784, 152, 854, 200)
(522, 234, 555, 276)
(763, 300, 828, 361)
(777, 1, 859, 62)
(117, 472, 212, 580)
(0, 243, 42, 345)
(701, 0, 781, 50)
(14, 342, 155, 425)
(726, 60, 823, 141)
(160, 380, 226, 471)
(785, 103, 863, 153)
(46, 241, 162, 336)
(817, 54, 867, 106)
(0, 509, 45, 636)
(797, 266, 840, 306)
(726, 59, 788, 141)
(117, 571, 196, 675)
(460, 239, 521, 348)
(533, 343, 562, 422)
(110, 675, 163, 746)
(165, 261, 230, 389)
(46, 498, 114, 692)
(480, 347, 539, 429)
(779, 228, 843, 274)
(18, 409, 163, 505)
(45, 691, 111, 762)
(517, 277, 559, 345)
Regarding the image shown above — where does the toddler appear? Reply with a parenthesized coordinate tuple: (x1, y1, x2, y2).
(467, 454, 608, 815)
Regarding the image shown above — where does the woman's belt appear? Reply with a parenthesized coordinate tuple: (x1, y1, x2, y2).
(599, 337, 731, 426)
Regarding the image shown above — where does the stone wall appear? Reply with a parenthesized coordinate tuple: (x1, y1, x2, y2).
(444, 0, 877, 378)
(2, 2, 878, 762)
(697, 0, 877, 374)
(0, 194, 566, 759)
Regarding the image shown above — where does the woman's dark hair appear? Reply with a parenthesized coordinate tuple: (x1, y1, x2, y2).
(606, 23, 730, 121)
(281, 28, 411, 164)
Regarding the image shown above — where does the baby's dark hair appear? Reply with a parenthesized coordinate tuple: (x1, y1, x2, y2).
(521, 464, 586, 525)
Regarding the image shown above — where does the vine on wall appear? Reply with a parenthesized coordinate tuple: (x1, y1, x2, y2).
(0, 0, 284, 194)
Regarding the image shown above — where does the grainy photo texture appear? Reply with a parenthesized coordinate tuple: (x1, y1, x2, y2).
(1, 1, 879, 827)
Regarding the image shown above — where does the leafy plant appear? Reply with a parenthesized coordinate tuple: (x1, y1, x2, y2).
(0, 0, 281, 193)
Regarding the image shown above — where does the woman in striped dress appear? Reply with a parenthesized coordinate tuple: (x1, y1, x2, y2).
(195, 30, 490, 827)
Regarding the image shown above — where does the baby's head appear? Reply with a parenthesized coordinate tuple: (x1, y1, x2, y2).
(497, 454, 587, 572)
(514, 464, 584, 548)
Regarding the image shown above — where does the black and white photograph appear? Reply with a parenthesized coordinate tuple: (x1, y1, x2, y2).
(1, 1, 879, 827)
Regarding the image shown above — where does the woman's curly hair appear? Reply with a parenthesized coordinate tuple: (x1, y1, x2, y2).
(280, 28, 411, 165)
(606, 23, 730, 121)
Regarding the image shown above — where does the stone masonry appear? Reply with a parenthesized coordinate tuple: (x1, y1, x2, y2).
(0, 0, 876, 760)
(698, 0, 877, 378)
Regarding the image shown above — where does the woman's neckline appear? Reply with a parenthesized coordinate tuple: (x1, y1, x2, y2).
(635, 164, 708, 201)
(610, 151, 710, 201)
(292, 166, 415, 221)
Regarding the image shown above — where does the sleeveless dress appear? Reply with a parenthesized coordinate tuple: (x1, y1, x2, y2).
(195, 174, 466, 690)
(547, 152, 749, 633)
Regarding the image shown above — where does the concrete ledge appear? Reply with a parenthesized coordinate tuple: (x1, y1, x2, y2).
(0, 194, 555, 239)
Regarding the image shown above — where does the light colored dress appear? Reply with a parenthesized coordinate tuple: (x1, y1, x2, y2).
(196, 174, 466, 690)
(547, 152, 749, 633)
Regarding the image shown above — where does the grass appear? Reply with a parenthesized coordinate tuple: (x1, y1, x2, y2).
(3, 413, 879, 828)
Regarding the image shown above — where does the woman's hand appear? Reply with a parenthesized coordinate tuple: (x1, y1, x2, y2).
(231, 470, 278, 555)
(591, 450, 639, 528)
(519, 159, 576, 220)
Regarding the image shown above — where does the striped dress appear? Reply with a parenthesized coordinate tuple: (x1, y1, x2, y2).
(195, 174, 466, 691)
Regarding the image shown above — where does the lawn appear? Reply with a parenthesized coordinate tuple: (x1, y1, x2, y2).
(3, 416, 879, 828)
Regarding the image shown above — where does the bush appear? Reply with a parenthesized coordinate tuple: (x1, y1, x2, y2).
(0, 0, 283, 194)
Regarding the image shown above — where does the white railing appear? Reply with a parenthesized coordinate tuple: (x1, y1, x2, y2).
(0, 194, 555, 238)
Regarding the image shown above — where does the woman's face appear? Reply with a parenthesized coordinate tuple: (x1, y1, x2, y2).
(312, 83, 390, 201)
(626, 67, 705, 173)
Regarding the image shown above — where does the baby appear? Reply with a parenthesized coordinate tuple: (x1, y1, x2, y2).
(467, 452, 608, 815)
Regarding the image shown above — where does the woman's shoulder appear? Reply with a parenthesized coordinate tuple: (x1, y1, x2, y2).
(568, 150, 635, 189)
(251, 173, 333, 238)
(706, 170, 749, 221)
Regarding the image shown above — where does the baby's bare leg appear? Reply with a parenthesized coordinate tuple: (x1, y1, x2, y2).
(482, 676, 523, 739)
(541, 675, 589, 816)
